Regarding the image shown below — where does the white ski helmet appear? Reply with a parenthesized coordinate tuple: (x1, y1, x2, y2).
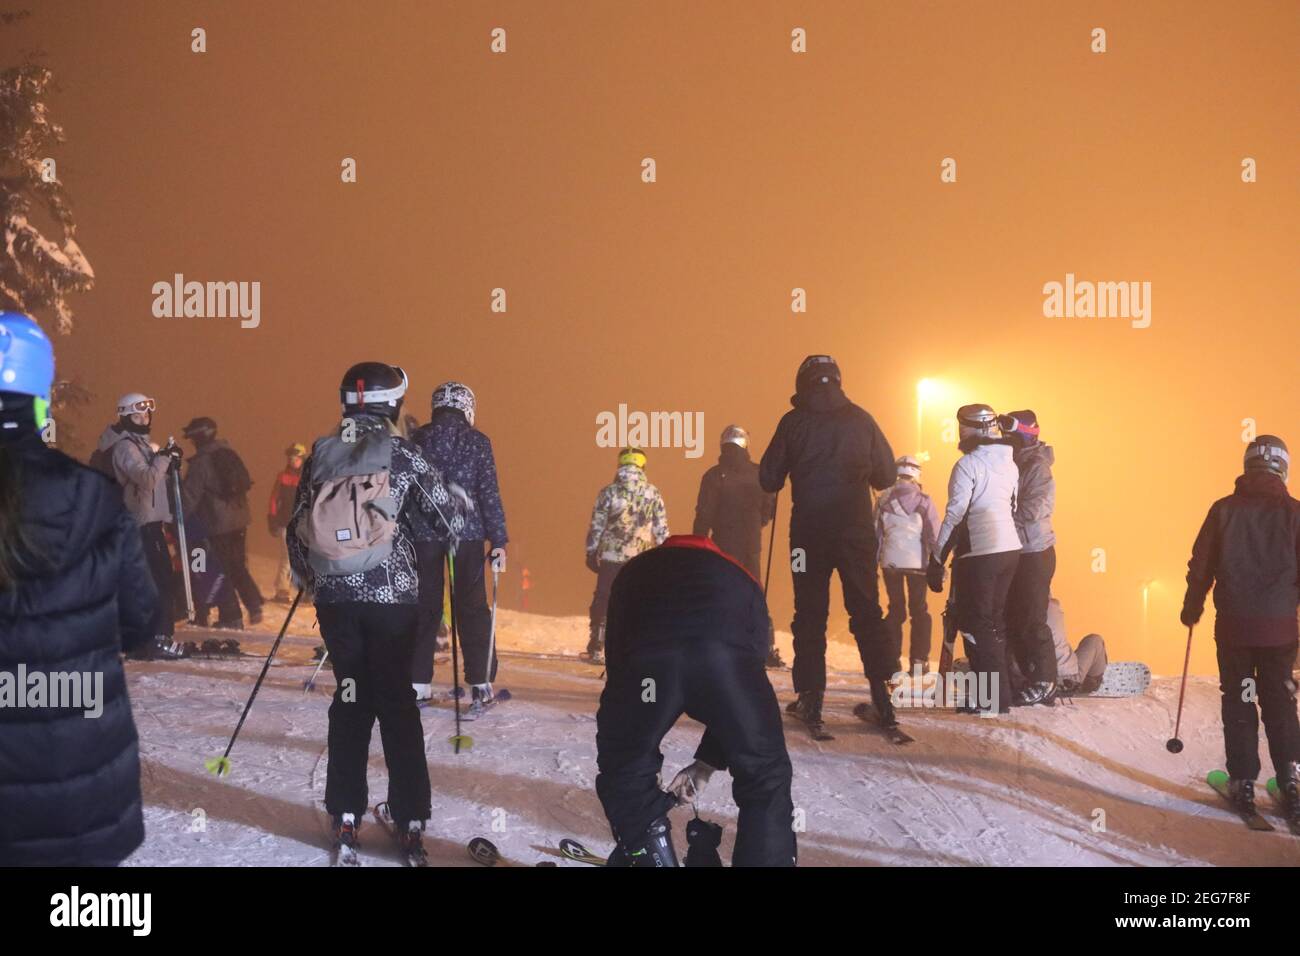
(720, 424, 749, 449)
(956, 404, 1000, 442)
(432, 381, 475, 427)
(896, 455, 921, 481)
(116, 392, 156, 418)
(1244, 434, 1289, 482)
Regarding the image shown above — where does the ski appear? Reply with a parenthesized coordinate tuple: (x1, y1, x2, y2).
(784, 709, 834, 741)
(468, 836, 512, 866)
(1264, 778, 1300, 836)
(462, 687, 512, 722)
(328, 815, 361, 867)
(373, 802, 429, 867)
(1206, 770, 1274, 832)
(559, 838, 607, 866)
(853, 702, 915, 745)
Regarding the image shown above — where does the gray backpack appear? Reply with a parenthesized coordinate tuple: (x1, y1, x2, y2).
(296, 431, 399, 575)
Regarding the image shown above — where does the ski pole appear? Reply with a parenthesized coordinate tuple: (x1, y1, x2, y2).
(482, 559, 500, 686)
(763, 490, 779, 599)
(447, 550, 471, 753)
(303, 649, 329, 693)
(207, 588, 303, 776)
(169, 455, 196, 623)
(1166, 624, 1194, 754)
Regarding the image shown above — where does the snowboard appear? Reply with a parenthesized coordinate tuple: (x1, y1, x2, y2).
(852, 702, 915, 744)
(1206, 770, 1274, 831)
(1072, 661, 1151, 698)
(1264, 778, 1300, 836)
(559, 838, 607, 866)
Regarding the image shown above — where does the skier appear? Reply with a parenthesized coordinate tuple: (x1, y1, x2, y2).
(181, 417, 264, 629)
(875, 455, 940, 677)
(595, 534, 796, 866)
(94, 391, 185, 659)
(1045, 597, 1109, 696)
(1000, 410, 1059, 706)
(1181, 434, 1300, 826)
(0, 312, 156, 865)
(286, 362, 469, 865)
(692, 424, 781, 666)
(926, 404, 1021, 715)
(584, 446, 669, 664)
(267, 442, 305, 603)
(758, 355, 897, 730)
(409, 382, 509, 710)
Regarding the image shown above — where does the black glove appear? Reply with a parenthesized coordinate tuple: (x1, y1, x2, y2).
(1180, 605, 1201, 628)
(585, 551, 600, 573)
(926, 556, 946, 594)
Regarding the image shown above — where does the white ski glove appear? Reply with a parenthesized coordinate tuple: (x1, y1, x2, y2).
(668, 760, 717, 804)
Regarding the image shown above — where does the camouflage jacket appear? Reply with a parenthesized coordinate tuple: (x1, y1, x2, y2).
(586, 464, 669, 564)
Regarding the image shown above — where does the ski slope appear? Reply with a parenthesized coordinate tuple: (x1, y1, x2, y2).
(122, 594, 1300, 867)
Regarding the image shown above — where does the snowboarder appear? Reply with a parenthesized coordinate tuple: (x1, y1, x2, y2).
(1044, 597, 1108, 696)
(584, 446, 669, 664)
(267, 442, 305, 603)
(94, 390, 185, 659)
(758, 355, 898, 729)
(1181, 434, 1300, 826)
(0, 312, 156, 865)
(595, 534, 797, 866)
(875, 454, 940, 677)
(181, 417, 264, 629)
(693, 424, 781, 666)
(927, 404, 1021, 715)
(1001, 410, 1059, 706)
(286, 362, 469, 866)
(409, 381, 509, 708)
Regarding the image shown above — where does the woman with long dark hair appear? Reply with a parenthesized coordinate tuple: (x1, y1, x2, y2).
(0, 311, 158, 866)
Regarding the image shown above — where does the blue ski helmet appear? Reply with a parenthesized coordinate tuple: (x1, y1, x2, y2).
(0, 311, 54, 403)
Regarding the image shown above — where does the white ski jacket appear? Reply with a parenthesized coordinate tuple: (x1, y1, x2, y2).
(935, 441, 1021, 560)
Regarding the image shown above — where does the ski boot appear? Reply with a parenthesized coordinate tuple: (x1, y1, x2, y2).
(765, 644, 786, 669)
(617, 816, 679, 867)
(200, 639, 225, 659)
(1228, 778, 1259, 817)
(139, 635, 187, 661)
(332, 812, 361, 867)
(1014, 680, 1057, 707)
(785, 690, 825, 725)
(467, 683, 495, 717)
(398, 819, 430, 867)
(220, 638, 241, 658)
(246, 607, 264, 628)
(1276, 765, 1300, 830)
(869, 678, 898, 729)
(909, 658, 931, 676)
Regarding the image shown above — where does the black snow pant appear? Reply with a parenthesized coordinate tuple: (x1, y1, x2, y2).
(587, 561, 623, 650)
(1216, 640, 1300, 781)
(596, 639, 796, 866)
(317, 602, 431, 825)
(789, 528, 893, 692)
(139, 521, 175, 639)
(411, 539, 495, 685)
(952, 550, 1020, 713)
(883, 569, 931, 670)
(208, 529, 264, 619)
(1004, 546, 1058, 687)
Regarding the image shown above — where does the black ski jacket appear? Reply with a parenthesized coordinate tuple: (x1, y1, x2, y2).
(1183, 470, 1300, 647)
(693, 444, 775, 570)
(758, 384, 896, 539)
(0, 429, 155, 865)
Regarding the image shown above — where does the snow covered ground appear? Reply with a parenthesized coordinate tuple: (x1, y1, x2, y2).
(122, 588, 1300, 867)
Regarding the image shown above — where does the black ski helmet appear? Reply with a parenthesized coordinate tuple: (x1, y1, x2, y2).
(1244, 434, 1289, 482)
(795, 354, 841, 393)
(181, 416, 218, 443)
(340, 362, 408, 422)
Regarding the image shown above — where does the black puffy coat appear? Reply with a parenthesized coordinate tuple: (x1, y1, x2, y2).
(692, 443, 775, 575)
(0, 430, 156, 865)
(758, 384, 896, 539)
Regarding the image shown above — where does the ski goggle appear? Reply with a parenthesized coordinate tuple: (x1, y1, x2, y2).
(121, 398, 156, 414)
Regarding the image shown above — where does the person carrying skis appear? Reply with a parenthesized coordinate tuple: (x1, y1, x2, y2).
(0, 312, 157, 865)
(409, 381, 509, 710)
(927, 404, 1021, 715)
(287, 362, 469, 866)
(758, 355, 898, 731)
(1000, 410, 1059, 706)
(93, 390, 184, 659)
(693, 423, 781, 667)
(181, 416, 264, 629)
(595, 535, 796, 866)
(267, 442, 305, 603)
(584, 446, 669, 664)
(1181, 434, 1300, 827)
(875, 455, 940, 677)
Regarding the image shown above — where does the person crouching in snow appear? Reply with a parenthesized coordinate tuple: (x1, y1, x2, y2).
(1181, 434, 1300, 828)
(876, 455, 940, 679)
(287, 362, 469, 866)
(595, 535, 796, 866)
(408, 382, 509, 709)
(927, 404, 1021, 715)
(1044, 597, 1108, 696)
(583, 446, 668, 664)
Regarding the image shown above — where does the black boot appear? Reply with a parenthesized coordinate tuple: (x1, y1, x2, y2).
(869, 678, 898, 728)
(1277, 764, 1300, 827)
(1228, 778, 1258, 816)
(785, 690, 824, 724)
(620, 816, 678, 868)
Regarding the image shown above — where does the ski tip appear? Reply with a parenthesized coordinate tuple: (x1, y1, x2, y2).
(1266, 777, 1278, 794)
(1206, 769, 1228, 786)
(449, 733, 474, 753)
(205, 755, 232, 777)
